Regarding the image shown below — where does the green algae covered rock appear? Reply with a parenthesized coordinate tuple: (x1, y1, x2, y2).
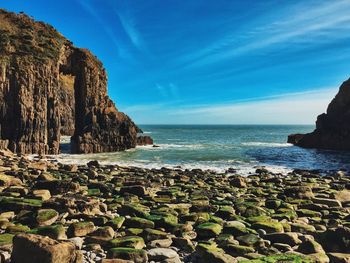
(196, 222, 222, 239)
(107, 216, 125, 230)
(239, 254, 313, 262)
(252, 221, 284, 233)
(107, 247, 148, 263)
(124, 217, 155, 229)
(0, 233, 14, 247)
(29, 224, 66, 240)
(36, 209, 59, 226)
(108, 236, 145, 249)
(68, 221, 95, 237)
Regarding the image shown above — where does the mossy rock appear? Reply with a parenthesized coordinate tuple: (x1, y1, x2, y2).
(223, 220, 249, 236)
(6, 224, 30, 234)
(147, 213, 178, 229)
(236, 233, 261, 246)
(107, 247, 148, 263)
(126, 228, 144, 236)
(196, 222, 222, 239)
(215, 206, 235, 220)
(118, 204, 150, 218)
(296, 209, 322, 218)
(239, 254, 313, 262)
(291, 223, 316, 233)
(143, 228, 168, 241)
(209, 215, 224, 225)
(247, 216, 272, 224)
(87, 188, 101, 196)
(29, 224, 66, 239)
(108, 236, 145, 249)
(223, 244, 255, 257)
(252, 221, 284, 234)
(124, 217, 155, 229)
(107, 216, 125, 230)
(36, 209, 58, 226)
(0, 197, 42, 211)
(0, 233, 14, 246)
(68, 221, 95, 237)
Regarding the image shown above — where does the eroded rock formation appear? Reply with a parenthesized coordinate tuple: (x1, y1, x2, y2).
(0, 9, 142, 154)
(288, 78, 350, 150)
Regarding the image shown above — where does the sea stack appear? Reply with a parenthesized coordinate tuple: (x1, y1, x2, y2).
(288, 78, 350, 150)
(0, 9, 149, 154)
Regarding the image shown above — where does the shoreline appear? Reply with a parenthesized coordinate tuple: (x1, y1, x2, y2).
(0, 150, 349, 262)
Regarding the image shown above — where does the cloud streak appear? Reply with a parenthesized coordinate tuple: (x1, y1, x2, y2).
(128, 87, 338, 125)
(179, 1, 350, 69)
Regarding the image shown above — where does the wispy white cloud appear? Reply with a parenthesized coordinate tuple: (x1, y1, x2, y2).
(77, 0, 134, 60)
(116, 9, 145, 51)
(179, 0, 350, 69)
(128, 87, 338, 125)
(156, 83, 180, 100)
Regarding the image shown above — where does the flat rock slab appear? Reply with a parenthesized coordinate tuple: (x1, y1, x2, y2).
(11, 233, 80, 263)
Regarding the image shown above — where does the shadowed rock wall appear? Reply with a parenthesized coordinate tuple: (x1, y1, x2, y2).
(0, 9, 139, 154)
(288, 78, 350, 150)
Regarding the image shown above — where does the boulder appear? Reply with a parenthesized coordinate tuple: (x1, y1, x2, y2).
(11, 233, 80, 263)
(288, 78, 350, 150)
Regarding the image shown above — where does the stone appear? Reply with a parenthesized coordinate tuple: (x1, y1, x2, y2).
(32, 189, 51, 201)
(36, 209, 59, 226)
(120, 185, 147, 197)
(136, 136, 153, 146)
(229, 177, 246, 188)
(252, 221, 284, 234)
(223, 221, 248, 236)
(107, 248, 148, 263)
(101, 260, 133, 263)
(30, 225, 67, 240)
(297, 240, 325, 254)
(124, 217, 154, 229)
(68, 221, 95, 237)
(264, 232, 302, 246)
(312, 197, 342, 208)
(108, 236, 145, 249)
(327, 253, 350, 263)
(196, 223, 223, 239)
(223, 244, 255, 257)
(284, 186, 314, 199)
(11, 233, 80, 263)
(147, 248, 179, 261)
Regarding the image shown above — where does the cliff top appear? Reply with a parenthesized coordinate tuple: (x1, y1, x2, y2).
(0, 8, 102, 66)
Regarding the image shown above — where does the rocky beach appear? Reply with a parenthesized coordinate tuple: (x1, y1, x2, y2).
(0, 149, 348, 263)
(1, 5, 350, 263)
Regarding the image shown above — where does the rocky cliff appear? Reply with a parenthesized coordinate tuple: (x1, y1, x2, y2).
(288, 78, 350, 150)
(0, 9, 144, 154)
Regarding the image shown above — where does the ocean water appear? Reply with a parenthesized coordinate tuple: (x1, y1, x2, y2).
(56, 125, 350, 175)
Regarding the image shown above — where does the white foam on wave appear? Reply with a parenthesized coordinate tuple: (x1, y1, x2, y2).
(242, 142, 293, 147)
(137, 143, 205, 150)
(48, 152, 292, 176)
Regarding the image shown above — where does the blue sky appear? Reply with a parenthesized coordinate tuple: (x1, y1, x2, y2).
(2, 0, 350, 124)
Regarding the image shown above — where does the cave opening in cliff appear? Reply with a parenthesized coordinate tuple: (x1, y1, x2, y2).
(58, 71, 75, 154)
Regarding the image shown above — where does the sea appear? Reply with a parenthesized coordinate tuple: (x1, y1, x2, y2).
(56, 125, 350, 175)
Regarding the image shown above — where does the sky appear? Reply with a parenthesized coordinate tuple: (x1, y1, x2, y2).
(2, 0, 350, 124)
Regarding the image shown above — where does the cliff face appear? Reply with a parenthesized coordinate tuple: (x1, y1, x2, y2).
(0, 9, 140, 154)
(288, 78, 350, 150)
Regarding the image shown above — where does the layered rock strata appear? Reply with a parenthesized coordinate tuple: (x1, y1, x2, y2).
(0, 9, 141, 154)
